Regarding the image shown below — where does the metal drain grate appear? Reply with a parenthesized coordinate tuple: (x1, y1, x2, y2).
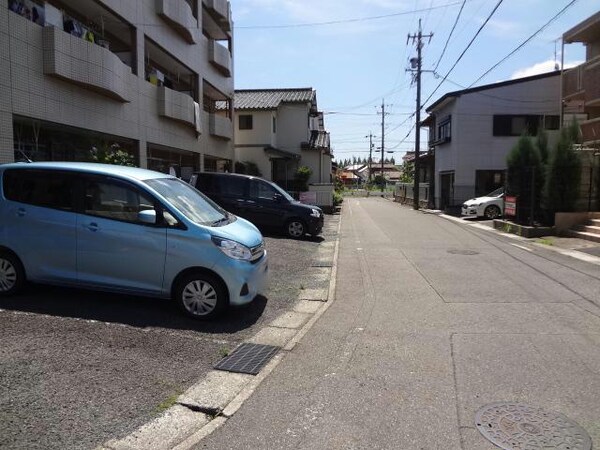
(311, 261, 333, 268)
(214, 343, 280, 375)
(475, 402, 592, 450)
(447, 249, 479, 255)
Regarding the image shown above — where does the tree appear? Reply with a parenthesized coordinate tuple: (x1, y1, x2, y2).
(542, 121, 582, 218)
(90, 142, 135, 167)
(400, 160, 414, 183)
(506, 135, 543, 224)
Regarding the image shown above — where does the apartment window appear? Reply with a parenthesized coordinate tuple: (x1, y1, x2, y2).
(239, 115, 253, 130)
(436, 116, 451, 143)
(493, 115, 547, 136)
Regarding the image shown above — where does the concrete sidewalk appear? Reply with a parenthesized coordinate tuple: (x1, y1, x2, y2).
(196, 198, 600, 449)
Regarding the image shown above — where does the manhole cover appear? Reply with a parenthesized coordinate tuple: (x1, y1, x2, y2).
(214, 343, 279, 375)
(475, 402, 592, 450)
(447, 249, 479, 255)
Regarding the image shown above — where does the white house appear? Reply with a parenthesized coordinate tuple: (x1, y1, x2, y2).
(424, 72, 561, 210)
(233, 88, 332, 189)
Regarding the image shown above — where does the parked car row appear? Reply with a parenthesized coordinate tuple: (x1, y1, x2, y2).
(0, 163, 324, 321)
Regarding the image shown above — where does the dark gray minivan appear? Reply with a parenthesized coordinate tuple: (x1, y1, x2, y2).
(190, 173, 323, 239)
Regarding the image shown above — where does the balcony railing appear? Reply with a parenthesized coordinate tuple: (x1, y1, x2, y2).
(42, 26, 131, 102)
(562, 65, 583, 99)
(209, 40, 232, 77)
(202, 0, 231, 32)
(156, 0, 199, 44)
(581, 117, 600, 144)
(157, 86, 197, 128)
(209, 114, 232, 140)
(583, 61, 600, 106)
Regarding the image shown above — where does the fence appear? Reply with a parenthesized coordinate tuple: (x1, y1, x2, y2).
(394, 182, 430, 208)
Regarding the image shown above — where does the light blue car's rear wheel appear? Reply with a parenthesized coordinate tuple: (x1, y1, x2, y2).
(0, 252, 24, 296)
(175, 273, 227, 320)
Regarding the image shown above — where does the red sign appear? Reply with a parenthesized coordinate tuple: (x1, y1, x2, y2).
(504, 196, 517, 216)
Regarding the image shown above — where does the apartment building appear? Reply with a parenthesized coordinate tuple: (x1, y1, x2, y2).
(233, 88, 332, 189)
(1, 0, 234, 179)
(562, 10, 600, 147)
(424, 72, 561, 209)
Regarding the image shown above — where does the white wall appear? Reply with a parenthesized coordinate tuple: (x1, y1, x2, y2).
(277, 103, 309, 156)
(234, 110, 274, 147)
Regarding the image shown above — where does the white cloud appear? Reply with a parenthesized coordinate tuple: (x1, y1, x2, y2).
(510, 59, 584, 79)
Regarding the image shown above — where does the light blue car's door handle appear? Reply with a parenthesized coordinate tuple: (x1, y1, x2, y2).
(16, 208, 26, 217)
(86, 222, 99, 232)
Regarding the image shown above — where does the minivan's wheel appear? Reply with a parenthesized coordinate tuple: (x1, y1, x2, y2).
(286, 219, 306, 239)
(175, 272, 227, 320)
(0, 252, 25, 296)
(484, 205, 501, 219)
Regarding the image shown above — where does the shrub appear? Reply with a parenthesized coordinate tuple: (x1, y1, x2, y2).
(90, 142, 135, 167)
(294, 166, 312, 191)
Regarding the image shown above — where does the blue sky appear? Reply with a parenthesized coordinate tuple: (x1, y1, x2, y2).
(230, 0, 599, 163)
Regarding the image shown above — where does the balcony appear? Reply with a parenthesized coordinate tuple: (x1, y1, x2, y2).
(581, 117, 600, 144)
(209, 40, 232, 77)
(156, 0, 199, 44)
(42, 26, 131, 102)
(562, 65, 584, 99)
(209, 114, 232, 140)
(157, 86, 197, 129)
(202, 0, 231, 31)
(583, 60, 600, 106)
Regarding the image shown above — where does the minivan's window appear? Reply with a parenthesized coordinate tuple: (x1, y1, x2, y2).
(145, 178, 232, 226)
(249, 179, 279, 201)
(84, 178, 154, 224)
(217, 176, 246, 196)
(261, 180, 295, 203)
(3, 169, 74, 211)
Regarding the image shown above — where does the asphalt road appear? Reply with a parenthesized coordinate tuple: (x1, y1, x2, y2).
(0, 215, 338, 450)
(198, 197, 600, 449)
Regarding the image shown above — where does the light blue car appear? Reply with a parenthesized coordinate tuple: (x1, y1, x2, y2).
(0, 162, 268, 320)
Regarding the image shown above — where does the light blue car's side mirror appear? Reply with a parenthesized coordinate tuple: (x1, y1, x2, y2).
(138, 209, 157, 224)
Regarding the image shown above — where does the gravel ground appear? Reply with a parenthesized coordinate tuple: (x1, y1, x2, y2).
(0, 214, 339, 450)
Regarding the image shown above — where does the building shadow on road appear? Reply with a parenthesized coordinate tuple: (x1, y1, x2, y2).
(0, 284, 267, 334)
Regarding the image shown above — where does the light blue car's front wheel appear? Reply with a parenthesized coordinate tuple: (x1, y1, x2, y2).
(0, 252, 24, 296)
(175, 272, 227, 320)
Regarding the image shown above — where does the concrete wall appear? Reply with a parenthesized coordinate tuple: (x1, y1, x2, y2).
(432, 74, 561, 207)
(0, 0, 234, 166)
(233, 146, 272, 180)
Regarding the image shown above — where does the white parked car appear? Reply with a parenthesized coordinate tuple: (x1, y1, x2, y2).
(461, 187, 504, 219)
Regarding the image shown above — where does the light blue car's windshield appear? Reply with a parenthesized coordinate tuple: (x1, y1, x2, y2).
(145, 178, 229, 226)
(271, 182, 295, 202)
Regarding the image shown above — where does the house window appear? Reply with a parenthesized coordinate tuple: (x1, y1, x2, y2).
(544, 115, 560, 130)
(436, 116, 451, 144)
(272, 117, 276, 133)
(239, 114, 253, 130)
(493, 115, 544, 136)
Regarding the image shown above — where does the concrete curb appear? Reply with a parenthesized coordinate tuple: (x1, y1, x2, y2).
(99, 215, 343, 450)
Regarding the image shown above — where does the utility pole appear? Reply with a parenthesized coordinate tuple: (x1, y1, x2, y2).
(378, 101, 389, 192)
(407, 19, 433, 210)
(365, 132, 375, 183)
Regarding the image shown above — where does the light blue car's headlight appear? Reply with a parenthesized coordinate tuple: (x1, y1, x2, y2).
(310, 208, 321, 218)
(211, 236, 252, 260)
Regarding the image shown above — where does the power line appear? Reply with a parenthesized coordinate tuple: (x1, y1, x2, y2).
(421, 0, 504, 110)
(432, 0, 466, 72)
(467, 0, 579, 87)
(236, 0, 471, 29)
